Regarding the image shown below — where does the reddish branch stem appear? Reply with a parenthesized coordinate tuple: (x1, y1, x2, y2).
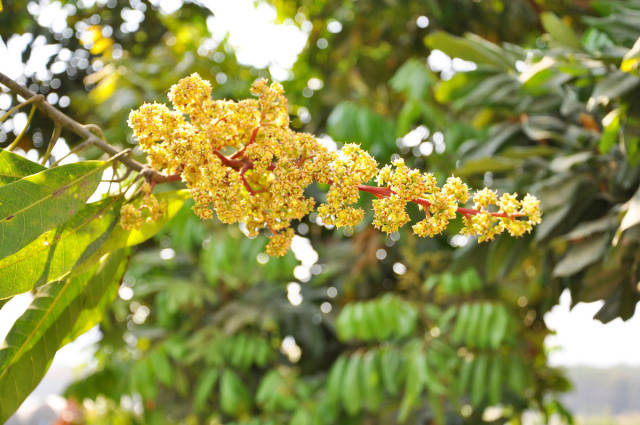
(357, 184, 526, 219)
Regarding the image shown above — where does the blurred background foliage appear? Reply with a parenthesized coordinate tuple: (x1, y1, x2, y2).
(2, 0, 640, 424)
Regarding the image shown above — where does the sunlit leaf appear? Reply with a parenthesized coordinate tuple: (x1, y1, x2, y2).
(0, 196, 122, 298)
(0, 149, 45, 184)
(0, 160, 108, 260)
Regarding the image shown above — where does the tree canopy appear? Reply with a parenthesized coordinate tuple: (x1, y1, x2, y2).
(1, 1, 640, 424)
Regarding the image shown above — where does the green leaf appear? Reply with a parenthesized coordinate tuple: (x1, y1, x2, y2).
(590, 71, 640, 106)
(398, 342, 426, 422)
(0, 160, 108, 259)
(326, 355, 348, 406)
(0, 250, 128, 423)
(379, 348, 401, 396)
(424, 31, 511, 69)
(599, 107, 623, 154)
(0, 196, 122, 299)
(456, 157, 520, 176)
(0, 248, 128, 374)
(342, 353, 363, 415)
(488, 355, 503, 405)
(150, 349, 173, 387)
(194, 368, 218, 412)
(390, 58, 434, 99)
(489, 306, 509, 349)
(326, 102, 396, 159)
(540, 12, 581, 50)
(220, 369, 252, 418)
(97, 190, 190, 254)
(508, 354, 527, 394)
(476, 303, 493, 349)
(552, 233, 610, 278)
(451, 303, 470, 344)
(360, 350, 382, 410)
(457, 358, 474, 396)
(0, 149, 45, 184)
(464, 303, 482, 348)
(470, 354, 489, 406)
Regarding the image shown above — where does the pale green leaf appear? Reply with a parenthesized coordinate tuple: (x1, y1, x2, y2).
(0, 149, 45, 184)
(540, 12, 581, 49)
(194, 368, 218, 412)
(424, 31, 511, 69)
(0, 160, 108, 259)
(0, 196, 121, 299)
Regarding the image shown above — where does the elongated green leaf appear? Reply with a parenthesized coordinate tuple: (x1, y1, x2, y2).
(424, 31, 511, 69)
(220, 369, 252, 418)
(326, 355, 348, 406)
(62, 247, 130, 345)
(342, 353, 363, 415)
(0, 196, 122, 298)
(0, 250, 128, 423)
(194, 368, 218, 412)
(360, 351, 382, 410)
(0, 160, 108, 259)
(0, 149, 45, 184)
(489, 306, 509, 349)
(379, 348, 401, 396)
(488, 355, 503, 405)
(398, 342, 426, 422)
(471, 354, 489, 406)
(540, 12, 581, 50)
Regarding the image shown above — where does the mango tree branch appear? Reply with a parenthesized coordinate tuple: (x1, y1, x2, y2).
(0, 71, 174, 183)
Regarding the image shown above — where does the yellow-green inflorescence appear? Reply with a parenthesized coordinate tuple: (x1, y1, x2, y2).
(125, 73, 541, 256)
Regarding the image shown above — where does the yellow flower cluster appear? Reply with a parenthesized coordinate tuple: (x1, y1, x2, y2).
(120, 183, 166, 231)
(126, 73, 541, 255)
(460, 189, 541, 242)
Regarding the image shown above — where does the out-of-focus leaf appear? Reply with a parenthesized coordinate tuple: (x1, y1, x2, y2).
(600, 107, 623, 153)
(552, 233, 610, 277)
(471, 354, 488, 406)
(0, 160, 107, 260)
(390, 58, 434, 98)
(456, 157, 520, 176)
(590, 71, 640, 106)
(194, 369, 218, 412)
(617, 186, 640, 238)
(425, 31, 511, 69)
(342, 353, 363, 415)
(541, 12, 581, 50)
(488, 355, 503, 405)
(220, 369, 251, 417)
(489, 306, 509, 349)
(326, 102, 396, 159)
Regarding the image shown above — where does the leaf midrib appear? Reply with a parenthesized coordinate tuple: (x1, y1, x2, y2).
(0, 196, 120, 270)
(0, 162, 105, 223)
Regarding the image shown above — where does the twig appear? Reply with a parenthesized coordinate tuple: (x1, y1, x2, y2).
(40, 124, 61, 165)
(0, 94, 43, 123)
(0, 72, 169, 183)
(7, 103, 37, 151)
